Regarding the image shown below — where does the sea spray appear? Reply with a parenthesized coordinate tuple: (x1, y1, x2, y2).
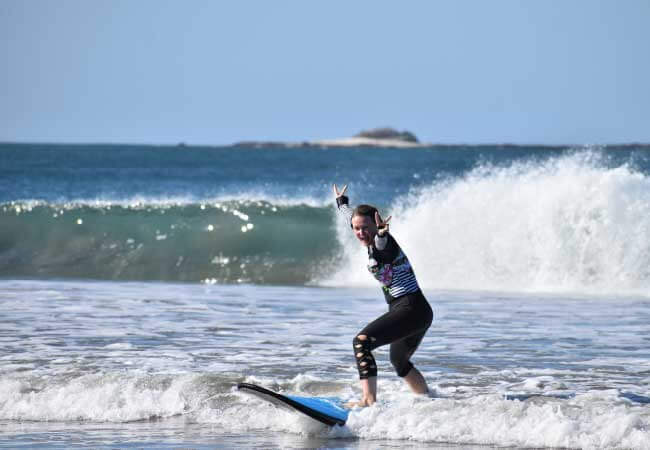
(330, 152, 650, 295)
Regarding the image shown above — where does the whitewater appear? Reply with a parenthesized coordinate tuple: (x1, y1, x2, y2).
(1, 143, 649, 448)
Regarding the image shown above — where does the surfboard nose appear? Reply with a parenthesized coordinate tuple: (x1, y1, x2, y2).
(237, 383, 348, 426)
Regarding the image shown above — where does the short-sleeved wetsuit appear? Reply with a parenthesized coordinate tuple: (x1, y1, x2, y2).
(337, 195, 433, 379)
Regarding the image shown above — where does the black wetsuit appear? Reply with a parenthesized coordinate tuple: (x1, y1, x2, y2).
(337, 196, 433, 379)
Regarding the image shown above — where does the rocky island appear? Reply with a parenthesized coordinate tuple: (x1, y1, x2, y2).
(233, 127, 428, 148)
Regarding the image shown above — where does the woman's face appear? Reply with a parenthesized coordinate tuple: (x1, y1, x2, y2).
(351, 214, 377, 247)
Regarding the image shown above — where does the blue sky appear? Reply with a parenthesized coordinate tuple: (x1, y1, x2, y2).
(2, 1, 649, 145)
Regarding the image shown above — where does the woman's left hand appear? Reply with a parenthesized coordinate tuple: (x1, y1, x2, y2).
(374, 211, 391, 237)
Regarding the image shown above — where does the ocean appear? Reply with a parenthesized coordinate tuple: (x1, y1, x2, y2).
(1, 142, 649, 449)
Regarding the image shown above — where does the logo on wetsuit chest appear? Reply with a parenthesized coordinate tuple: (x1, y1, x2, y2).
(368, 258, 393, 286)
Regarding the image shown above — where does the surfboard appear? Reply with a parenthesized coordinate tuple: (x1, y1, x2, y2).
(236, 382, 349, 426)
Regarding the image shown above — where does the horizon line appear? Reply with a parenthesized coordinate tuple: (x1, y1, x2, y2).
(2, 139, 650, 149)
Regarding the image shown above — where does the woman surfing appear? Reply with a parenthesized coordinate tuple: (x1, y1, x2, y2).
(333, 184, 433, 407)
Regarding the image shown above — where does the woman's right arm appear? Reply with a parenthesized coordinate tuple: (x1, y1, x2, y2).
(333, 183, 353, 219)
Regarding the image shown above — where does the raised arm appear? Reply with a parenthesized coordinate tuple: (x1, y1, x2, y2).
(373, 211, 393, 251)
(333, 183, 353, 220)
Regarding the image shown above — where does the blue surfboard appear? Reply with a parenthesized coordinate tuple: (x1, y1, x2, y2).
(236, 382, 349, 426)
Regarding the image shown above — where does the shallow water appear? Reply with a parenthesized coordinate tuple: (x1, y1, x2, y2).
(1, 280, 649, 449)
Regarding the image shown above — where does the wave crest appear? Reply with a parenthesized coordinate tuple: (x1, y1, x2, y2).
(329, 152, 650, 295)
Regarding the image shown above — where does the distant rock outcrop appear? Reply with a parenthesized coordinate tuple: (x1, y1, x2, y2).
(232, 127, 426, 148)
(354, 127, 419, 143)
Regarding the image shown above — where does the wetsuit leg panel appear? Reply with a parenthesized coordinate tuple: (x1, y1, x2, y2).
(352, 334, 377, 379)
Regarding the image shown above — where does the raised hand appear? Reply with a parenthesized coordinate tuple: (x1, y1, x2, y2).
(374, 211, 392, 236)
(332, 183, 348, 199)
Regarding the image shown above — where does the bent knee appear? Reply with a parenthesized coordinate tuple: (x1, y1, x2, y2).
(391, 358, 413, 378)
(353, 334, 368, 344)
(353, 333, 376, 348)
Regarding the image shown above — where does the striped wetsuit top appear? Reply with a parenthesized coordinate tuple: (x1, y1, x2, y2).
(337, 196, 421, 303)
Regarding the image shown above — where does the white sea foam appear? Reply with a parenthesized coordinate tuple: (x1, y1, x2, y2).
(0, 374, 192, 422)
(2, 280, 649, 448)
(192, 384, 650, 450)
(2, 191, 331, 210)
(328, 152, 650, 295)
(2, 371, 648, 448)
(339, 392, 650, 449)
(0, 186, 332, 213)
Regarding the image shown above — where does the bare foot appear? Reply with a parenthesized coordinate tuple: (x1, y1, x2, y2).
(344, 398, 374, 408)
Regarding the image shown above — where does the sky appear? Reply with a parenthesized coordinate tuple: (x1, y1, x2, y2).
(1, 0, 649, 145)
